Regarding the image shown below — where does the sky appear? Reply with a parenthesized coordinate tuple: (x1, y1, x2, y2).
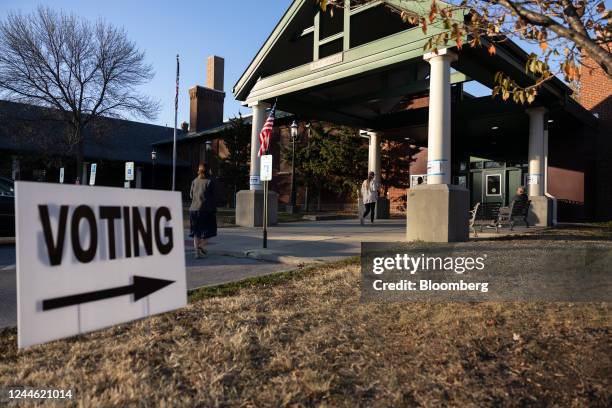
(0, 0, 293, 127)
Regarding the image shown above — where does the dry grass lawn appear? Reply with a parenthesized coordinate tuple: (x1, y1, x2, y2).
(1, 226, 611, 406)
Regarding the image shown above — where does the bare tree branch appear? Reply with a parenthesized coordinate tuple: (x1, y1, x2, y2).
(0, 6, 160, 174)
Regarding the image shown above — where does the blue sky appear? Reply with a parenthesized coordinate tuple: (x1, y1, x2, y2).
(0, 0, 293, 127)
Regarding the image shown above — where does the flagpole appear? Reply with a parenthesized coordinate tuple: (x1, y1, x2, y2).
(172, 54, 180, 191)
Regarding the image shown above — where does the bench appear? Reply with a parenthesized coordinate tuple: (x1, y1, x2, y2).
(469, 202, 502, 236)
(497, 199, 531, 230)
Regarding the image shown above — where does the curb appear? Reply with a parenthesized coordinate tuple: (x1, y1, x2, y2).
(205, 248, 324, 266)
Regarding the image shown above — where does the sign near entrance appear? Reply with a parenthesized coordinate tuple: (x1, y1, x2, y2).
(260, 155, 273, 181)
(89, 163, 97, 186)
(59, 167, 64, 184)
(125, 162, 135, 181)
(249, 175, 260, 187)
(15, 182, 187, 348)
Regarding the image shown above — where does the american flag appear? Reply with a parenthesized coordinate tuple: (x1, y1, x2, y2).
(258, 103, 276, 157)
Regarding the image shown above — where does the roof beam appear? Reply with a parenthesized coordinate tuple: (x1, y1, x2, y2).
(314, 71, 469, 109)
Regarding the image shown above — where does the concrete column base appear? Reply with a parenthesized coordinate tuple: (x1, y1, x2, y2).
(376, 197, 390, 219)
(406, 184, 469, 242)
(528, 195, 553, 226)
(235, 189, 278, 228)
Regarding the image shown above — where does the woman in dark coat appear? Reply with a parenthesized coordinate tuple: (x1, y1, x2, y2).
(189, 163, 217, 258)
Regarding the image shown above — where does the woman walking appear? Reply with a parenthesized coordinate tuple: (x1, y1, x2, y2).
(189, 163, 217, 258)
(360, 171, 379, 225)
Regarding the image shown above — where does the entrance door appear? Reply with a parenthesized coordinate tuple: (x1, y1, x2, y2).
(482, 171, 503, 204)
(470, 171, 483, 207)
(506, 168, 522, 205)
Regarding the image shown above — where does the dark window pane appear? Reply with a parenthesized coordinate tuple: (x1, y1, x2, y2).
(320, 7, 344, 39)
(319, 38, 343, 59)
(350, 4, 415, 48)
(486, 174, 501, 196)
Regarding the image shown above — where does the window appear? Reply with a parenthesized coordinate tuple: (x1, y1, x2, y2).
(319, 7, 343, 39)
(350, 4, 415, 48)
(319, 38, 343, 59)
(484, 161, 504, 169)
(486, 174, 502, 196)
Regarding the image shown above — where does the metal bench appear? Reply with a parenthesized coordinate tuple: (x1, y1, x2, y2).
(497, 199, 531, 230)
(469, 202, 502, 236)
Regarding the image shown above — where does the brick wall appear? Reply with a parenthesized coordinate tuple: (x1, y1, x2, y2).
(578, 53, 612, 220)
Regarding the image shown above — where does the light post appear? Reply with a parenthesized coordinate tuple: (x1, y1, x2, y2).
(151, 149, 157, 189)
(205, 140, 213, 174)
(288, 120, 299, 214)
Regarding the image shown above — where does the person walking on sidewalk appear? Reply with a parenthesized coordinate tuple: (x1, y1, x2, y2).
(189, 163, 217, 258)
(360, 171, 379, 225)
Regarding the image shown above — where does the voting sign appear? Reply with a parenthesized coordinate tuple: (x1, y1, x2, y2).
(89, 163, 97, 186)
(15, 182, 187, 348)
(261, 155, 273, 181)
(125, 162, 135, 181)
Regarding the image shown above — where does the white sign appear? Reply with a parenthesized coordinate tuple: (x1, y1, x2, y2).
(15, 182, 187, 348)
(427, 160, 446, 176)
(527, 174, 540, 185)
(410, 174, 428, 187)
(125, 162, 135, 181)
(59, 167, 64, 184)
(260, 155, 273, 181)
(310, 52, 343, 70)
(249, 175, 260, 187)
(124, 181, 131, 189)
(89, 163, 97, 186)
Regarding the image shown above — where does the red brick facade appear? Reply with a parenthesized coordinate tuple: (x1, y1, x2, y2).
(578, 53, 612, 220)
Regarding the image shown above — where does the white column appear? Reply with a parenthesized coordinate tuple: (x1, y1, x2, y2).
(367, 131, 381, 186)
(248, 102, 269, 190)
(423, 48, 457, 185)
(526, 107, 546, 196)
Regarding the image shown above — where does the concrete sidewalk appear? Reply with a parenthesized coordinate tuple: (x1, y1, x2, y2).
(188, 218, 541, 265)
(191, 218, 406, 265)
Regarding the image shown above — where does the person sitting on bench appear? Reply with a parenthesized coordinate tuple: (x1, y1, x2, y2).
(513, 186, 528, 206)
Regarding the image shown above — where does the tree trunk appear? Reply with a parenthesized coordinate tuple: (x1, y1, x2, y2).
(74, 126, 84, 184)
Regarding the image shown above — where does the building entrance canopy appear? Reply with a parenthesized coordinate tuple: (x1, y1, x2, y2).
(234, 0, 589, 131)
(232, 0, 596, 240)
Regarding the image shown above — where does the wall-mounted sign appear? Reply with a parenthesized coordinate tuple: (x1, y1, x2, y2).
(59, 168, 64, 184)
(410, 174, 427, 187)
(15, 182, 187, 348)
(260, 155, 273, 181)
(427, 160, 446, 176)
(310, 52, 343, 71)
(89, 163, 97, 186)
(527, 174, 540, 185)
(125, 162, 135, 181)
(249, 175, 261, 187)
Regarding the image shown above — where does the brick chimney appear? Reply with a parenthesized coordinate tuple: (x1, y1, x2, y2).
(189, 55, 225, 133)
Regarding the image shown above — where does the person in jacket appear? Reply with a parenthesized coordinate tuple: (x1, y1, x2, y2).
(189, 163, 217, 258)
(513, 186, 529, 205)
(360, 171, 379, 225)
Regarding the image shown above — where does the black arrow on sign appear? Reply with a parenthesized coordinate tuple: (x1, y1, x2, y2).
(42, 276, 175, 311)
